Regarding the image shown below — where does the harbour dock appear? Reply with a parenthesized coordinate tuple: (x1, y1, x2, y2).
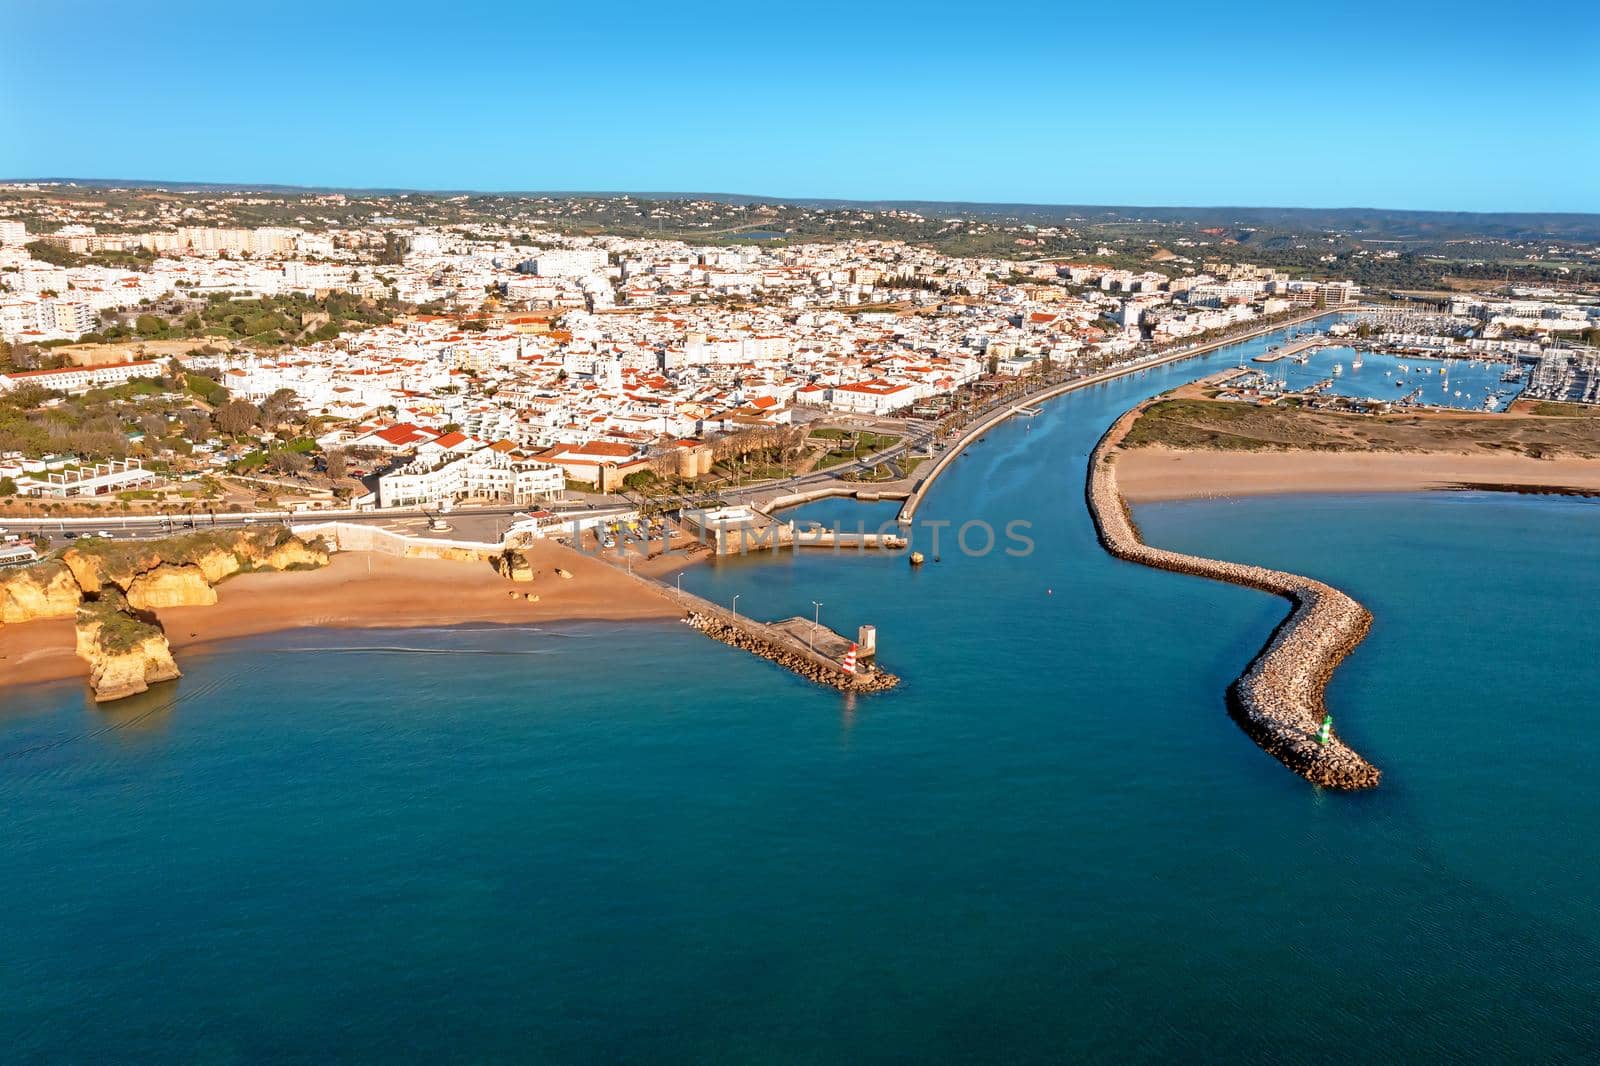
(1252, 335, 1329, 363)
(680, 505, 906, 557)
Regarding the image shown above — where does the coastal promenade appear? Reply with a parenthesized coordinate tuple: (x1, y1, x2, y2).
(896, 308, 1338, 525)
(1086, 401, 1381, 790)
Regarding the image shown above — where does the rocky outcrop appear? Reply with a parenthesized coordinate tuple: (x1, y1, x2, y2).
(255, 537, 329, 572)
(684, 610, 899, 693)
(63, 528, 328, 597)
(191, 546, 245, 585)
(59, 548, 109, 596)
(125, 563, 218, 611)
(8, 526, 328, 703)
(74, 590, 181, 702)
(496, 549, 534, 582)
(0, 560, 83, 624)
(1087, 405, 1381, 791)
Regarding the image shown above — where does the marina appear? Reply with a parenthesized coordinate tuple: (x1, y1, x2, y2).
(1249, 344, 1529, 412)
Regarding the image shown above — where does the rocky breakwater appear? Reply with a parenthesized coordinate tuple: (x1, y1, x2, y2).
(683, 610, 899, 694)
(73, 588, 182, 702)
(1086, 407, 1381, 790)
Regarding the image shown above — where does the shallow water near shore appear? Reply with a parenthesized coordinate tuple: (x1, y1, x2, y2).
(4, 320, 1599, 1061)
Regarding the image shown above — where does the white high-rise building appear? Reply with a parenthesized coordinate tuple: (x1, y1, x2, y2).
(524, 249, 608, 277)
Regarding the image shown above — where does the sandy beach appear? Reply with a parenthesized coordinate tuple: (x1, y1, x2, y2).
(0, 542, 678, 693)
(1115, 447, 1600, 502)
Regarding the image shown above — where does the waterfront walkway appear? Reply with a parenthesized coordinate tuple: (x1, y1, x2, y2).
(896, 308, 1338, 525)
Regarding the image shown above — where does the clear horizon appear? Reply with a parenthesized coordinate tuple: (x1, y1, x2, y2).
(8, 175, 1600, 219)
(2, 0, 1598, 214)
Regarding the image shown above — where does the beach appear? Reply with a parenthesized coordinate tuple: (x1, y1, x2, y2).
(0, 541, 677, 692)
(1115, 446, 1600, 502)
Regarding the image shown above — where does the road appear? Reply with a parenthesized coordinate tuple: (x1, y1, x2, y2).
(0, 500, 628, 544)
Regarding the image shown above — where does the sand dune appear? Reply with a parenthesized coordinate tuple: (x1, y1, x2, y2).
(1115, 447, 1600, 502)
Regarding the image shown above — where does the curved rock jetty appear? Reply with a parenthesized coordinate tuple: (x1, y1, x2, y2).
(684, 611, 899, 693)
(1087, 405, 1381, 790)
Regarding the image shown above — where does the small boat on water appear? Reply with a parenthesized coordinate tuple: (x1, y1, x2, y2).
(1333, 363, 1343, 376)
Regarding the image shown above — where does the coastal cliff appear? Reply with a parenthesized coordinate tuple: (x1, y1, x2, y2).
(1087, 404, 1381, 790)
(126, 563, 219, 611)
(0, 560, 84, 624)
(62, 528, 328, 596)
(6, 527, 328, 702)
(74, 589, 182, 702)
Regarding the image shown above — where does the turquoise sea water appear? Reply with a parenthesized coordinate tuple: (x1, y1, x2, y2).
(4, 322, 1599, 1062)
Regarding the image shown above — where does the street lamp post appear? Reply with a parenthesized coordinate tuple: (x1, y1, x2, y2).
(810, 600, 823, 652)
(731, 594, 740, 619)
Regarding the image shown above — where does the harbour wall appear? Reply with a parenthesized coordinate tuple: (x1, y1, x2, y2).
(291, 521, 501, 562)
(761, 486, 910, 513)
(1085, 403, 1381, 790)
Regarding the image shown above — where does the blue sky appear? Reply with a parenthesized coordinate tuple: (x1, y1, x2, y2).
(3, 0, 1597, 212)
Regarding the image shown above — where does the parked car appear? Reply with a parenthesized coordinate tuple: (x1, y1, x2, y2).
(96, 530, 115, 539)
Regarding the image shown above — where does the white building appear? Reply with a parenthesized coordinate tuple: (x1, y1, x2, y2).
(377, 443, 564, 508)
(0, 359, 164, 394)
(826, 379, 920, 416)
(524, 249, 608, 278)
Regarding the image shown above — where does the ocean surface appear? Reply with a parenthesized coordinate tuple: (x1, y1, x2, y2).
(5, 321, 1598, 1062)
